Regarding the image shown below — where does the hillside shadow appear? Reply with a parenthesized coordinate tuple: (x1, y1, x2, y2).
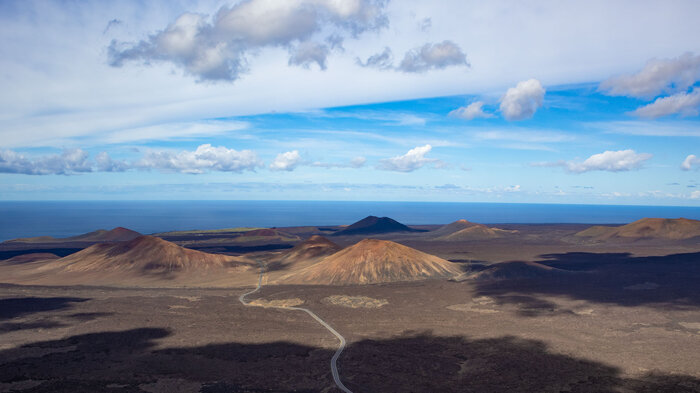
(0, 297, 89, 320)
(0, 328, 698, 392)
(474, 251, 700, 310)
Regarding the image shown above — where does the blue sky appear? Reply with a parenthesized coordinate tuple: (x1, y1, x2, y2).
(1, 0, 700, 205)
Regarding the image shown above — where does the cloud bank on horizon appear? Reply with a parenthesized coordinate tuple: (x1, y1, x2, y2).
(1, 0, 700, 204)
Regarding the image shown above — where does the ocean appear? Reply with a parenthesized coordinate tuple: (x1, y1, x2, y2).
(1, 200, 700, 241)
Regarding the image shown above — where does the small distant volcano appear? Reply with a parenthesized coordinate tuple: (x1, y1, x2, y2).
(575, 218, 700, 241)
(280, 238, 461, 285)
(332, 216, 421, 236)
(431, 219, 517, 241)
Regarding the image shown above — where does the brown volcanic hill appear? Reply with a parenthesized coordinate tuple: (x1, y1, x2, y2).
(56, 235, 240, 273)
(4, 227, 141, 244)
(332, 216, 422, 236)
(575, 218, 700, 241)
(0, 235, 256, 288)
(279, 238, 461, 285)
(430, 219, 478, 237)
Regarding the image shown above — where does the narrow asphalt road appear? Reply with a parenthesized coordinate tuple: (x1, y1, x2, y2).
(239, 261, 354, 393)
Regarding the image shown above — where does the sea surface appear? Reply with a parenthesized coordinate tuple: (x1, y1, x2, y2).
(1, 200, 700, 241)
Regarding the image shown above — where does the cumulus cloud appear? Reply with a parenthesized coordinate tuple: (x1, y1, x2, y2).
(631, 88, 700, 118)
(499, 79, 545, 121)
(536, 149, 653, 174)
(288, 41, 330, 70)
(269, 150, 303, 171)
(109, 0, 388, 81)
(356, 47, 393, 69)
(600, 52, 700, 99)
(397, 41, 469, 73)
(137, 144, 262, 174)
(0, 148, 92, 175)
(682, 154, 700, 171)
(377, 144, 443, 172)
(95, 152, 129, 172)
(448, 101, 494, 120)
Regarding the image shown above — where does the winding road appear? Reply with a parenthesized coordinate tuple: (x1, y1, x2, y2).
(239, 261, 353, 393)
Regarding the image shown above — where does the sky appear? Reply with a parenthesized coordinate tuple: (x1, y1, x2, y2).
(1, 0, 700, 205)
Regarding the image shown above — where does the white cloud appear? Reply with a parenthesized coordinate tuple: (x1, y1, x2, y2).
(592, 120, 700, 137)
(682, 154, 700, 171)
(499, 79, 545, 121)
(109, 0, 388, 81)
(560, 149, 653, 173)
(95, 152, 129, 172)
(398, 41, 469, 73)
(269, 150, 303, 171)
(631, 88, 700, 118)
(0, 148, 92, 175)
(288, 41, 330, 70)
(377, 144, 443, 172)
(448, 101, 494, 120)
(600, 52, 700, 98)
(137, 144, 262, 174)
(356, 47, 393, 69)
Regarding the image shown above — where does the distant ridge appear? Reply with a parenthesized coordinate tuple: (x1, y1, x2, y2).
(4, 227, 141, 244)
(332, 216, 422, 236)
(280, 238, 461, 285)
(0, 253, 59, 265)
(575, 218, 700, 241)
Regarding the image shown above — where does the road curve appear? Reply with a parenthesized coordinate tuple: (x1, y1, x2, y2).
(239, 261, 353, 393)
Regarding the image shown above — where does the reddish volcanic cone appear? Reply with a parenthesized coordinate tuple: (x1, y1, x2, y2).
(280, 238, 461, 285)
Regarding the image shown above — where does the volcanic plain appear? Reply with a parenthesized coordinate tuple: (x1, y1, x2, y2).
(0, 216, 699, 392)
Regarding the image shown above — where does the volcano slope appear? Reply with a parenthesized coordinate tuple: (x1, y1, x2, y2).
(278, 238, 462, 285)
(0, 235, 257, 287)
(574, 217, 700, 242)
(266, 236, 341, 271)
